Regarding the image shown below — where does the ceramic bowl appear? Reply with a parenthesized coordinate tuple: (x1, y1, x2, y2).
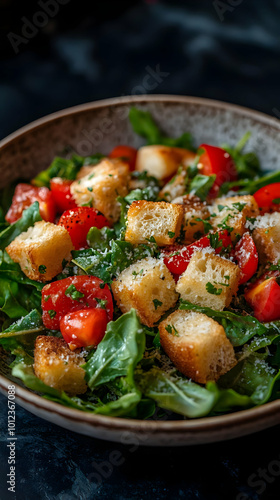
(0, 95, 279, 446)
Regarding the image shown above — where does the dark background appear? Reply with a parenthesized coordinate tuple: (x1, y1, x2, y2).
(0, 1, 280, 499)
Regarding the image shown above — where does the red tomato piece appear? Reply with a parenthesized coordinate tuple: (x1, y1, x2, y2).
(41, 275, 113, 330)
(50, 177, 77, 213)
(245, 276, 280, 322)
(58, 206, 110, 249)
(5, 183, 56, 224)
(60, 308, 108, 350)
(234, 233, 258, 285)
(199, 144, 237, 187)
(109, 145, 137, 171)
(253, 182, 280, 214)
(162, 230, 232, 275)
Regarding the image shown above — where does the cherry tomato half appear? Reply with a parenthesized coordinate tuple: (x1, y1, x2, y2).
(245, 276, 280, 322)
(253, 182, 280, 214)
(162, 230, 232, 275)
(41, 275, 113, 330)
(234, 233, 259, 285)
(5, 183, 56, 224)
(60, 308, 108, 350)
(50, 177, 77, 213)
(58, 206, 110, 249)
(199, 144, 237, 187)
(109, 145, 137, 171)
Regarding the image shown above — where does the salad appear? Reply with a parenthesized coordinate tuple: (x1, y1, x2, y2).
(0, 107, 280, 420)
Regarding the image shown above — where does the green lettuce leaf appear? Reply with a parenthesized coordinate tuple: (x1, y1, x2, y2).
(129, 107, 194, 150)
(84, 309, 146, 389)
(0, 202, 42, 250)
(136, 367, 219, 418)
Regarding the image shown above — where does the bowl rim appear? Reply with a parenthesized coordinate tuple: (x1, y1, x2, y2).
(1, 94, 280, 148)
(0, 94, 280, 436)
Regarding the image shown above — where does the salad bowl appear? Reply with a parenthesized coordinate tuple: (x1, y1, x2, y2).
(0, 95, 279, 446)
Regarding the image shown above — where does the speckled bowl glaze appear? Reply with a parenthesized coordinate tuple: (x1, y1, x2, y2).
(0, 95, 279, 446)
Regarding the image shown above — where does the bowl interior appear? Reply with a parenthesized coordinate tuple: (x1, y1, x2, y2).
(1, 95, 280, 444)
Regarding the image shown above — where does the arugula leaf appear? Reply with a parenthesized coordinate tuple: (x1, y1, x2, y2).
(0, 202, 42, 250)
(0, 279, 29, 319)
(129, 107, 194, 150)
(72, 238, 156, 283)
(136, 367, 219, 418)
(188, 174, 216, 201)
(221, 132, 261, 180)
(220, 170, 280, 196)
(179, 300, 268, 346)
(219, 354, 280, 405)
(84, 309, 146, 389)
(0, 310, 43, 338)
(32, 154, 104, 187)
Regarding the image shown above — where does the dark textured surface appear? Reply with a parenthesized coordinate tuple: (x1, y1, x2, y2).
(1, 1, 280, 499)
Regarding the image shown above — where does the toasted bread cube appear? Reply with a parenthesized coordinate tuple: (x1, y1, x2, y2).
(159, 310, 236, 383)
(70, 158, 130, 223)
(176, 251, 240, 311)
(125, 200, 184, 246)
(159, 168, 187, 202)
(177, 195, 210, 244)
(111, 257, 178, 327)
(214, 195, 259, 220)
(34, 336, 87, 395)
(6, 221, 73, 282)
(136, 145, 196, 180)
(210, 204, 246, 242)
(253, 225, 280, 264)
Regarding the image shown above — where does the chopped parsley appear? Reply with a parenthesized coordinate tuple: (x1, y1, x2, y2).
(165, 324, 179, 336)
(38, 265, 47, 274)
(65, 284, 85, 301)
(48, 310, 56, 319)
(168, 231, 175, 238)
(206, 282, 223, 295)
(153, 299, 163, 310)
(95, 298, 108, 309)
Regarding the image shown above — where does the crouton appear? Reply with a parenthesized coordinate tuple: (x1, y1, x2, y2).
(213, 195, 259, 220)
(159, 309, 236, 383)
(158, 167, 187, 202)
(6, 221, 73, 282)
(253, 224, 280, 264)
(176, 251, 240, 311)
(70, 158, 130, 223)
(177, 194, 210, 244)
(125, 200, 184, 246)
(34, 336, 87, 395)
(111, 257, 178, 327)
(210, 202, 246, 243)
(136, 145, 196, 180)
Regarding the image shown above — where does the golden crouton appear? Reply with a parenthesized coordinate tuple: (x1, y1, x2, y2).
(6, 221, 73, 282)
(158, 167, 188, 202)
(210, 203, 246, 243)
(70, 158, 130, 223)
(111, 257, 178, 327)
(159, 309, 236, 383)
(136, 145, 196, 180)
(34, 336, 87, 395)
(213, 195, 259, 220)
(253, 224, 280, 264)
(125, 200, 184, 246)
(178, 195, 210, 244)
(176, 251, 240, 311)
